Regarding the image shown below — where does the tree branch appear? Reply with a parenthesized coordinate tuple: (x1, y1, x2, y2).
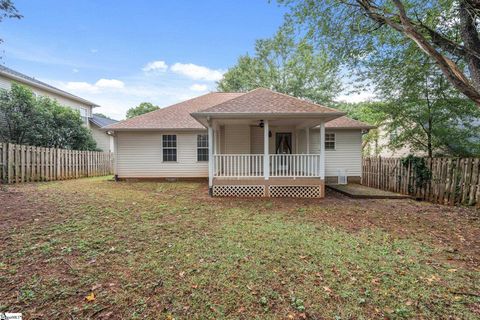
(356, 0, 480, 106)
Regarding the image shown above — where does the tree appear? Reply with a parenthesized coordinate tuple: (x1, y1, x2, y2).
(0, 82, 37, 144)
(218, 25, 341, 104)
(346, 42, 480, 157)
(93, 112, 113, 120)
(278, 0, 480, 106)
(34, 97, 98, 150)
(126, 102, 159, 119)
(0, 83, 98, 150)
(0, 0, 22, 44)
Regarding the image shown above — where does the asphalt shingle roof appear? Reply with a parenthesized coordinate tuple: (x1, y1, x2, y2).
(195, 88, 341, 114)
(90, 115, 119, 128)
(325, 116, 375, 129)
(105, 92, 245, 130)
(106, 88, 374, 130)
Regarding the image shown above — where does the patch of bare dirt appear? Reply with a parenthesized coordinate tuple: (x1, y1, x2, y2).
(0, 184, 54, 231)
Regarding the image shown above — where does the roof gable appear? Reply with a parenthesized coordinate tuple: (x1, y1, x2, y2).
(195, 88, 341, 114)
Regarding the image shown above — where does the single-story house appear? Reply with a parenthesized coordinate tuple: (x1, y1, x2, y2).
(0, 65, 116, 152)
(105, 88, 374, 198)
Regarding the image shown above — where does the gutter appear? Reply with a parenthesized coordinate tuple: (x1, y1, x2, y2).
(100, 127, 208, 132)
(190, 111, 347, 119)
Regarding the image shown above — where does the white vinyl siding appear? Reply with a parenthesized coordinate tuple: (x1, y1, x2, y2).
(250, 126, 263, 154)
(91, 124, 114, 152)
(224, 125, 250, 154)
(116, 131, 208, 178)
(308, 129, 362, 177)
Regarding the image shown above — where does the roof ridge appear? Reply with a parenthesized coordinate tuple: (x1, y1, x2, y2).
(259, 88, 341, 113)
(197, 90, 252, 113)
(195, 87, 342, 114)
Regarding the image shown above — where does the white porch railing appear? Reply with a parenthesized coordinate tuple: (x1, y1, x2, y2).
(270, 154, 321, 177)
(214, 154, 264, 177)
(213, 154, 321, 178)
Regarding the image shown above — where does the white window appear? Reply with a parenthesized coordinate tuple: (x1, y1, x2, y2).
(325, 133, 335, 150)
(79, 107, 88, 117)
(197, 134, 208, 161)
(77, 107, 88, 125)
(162, 135, 177, 162)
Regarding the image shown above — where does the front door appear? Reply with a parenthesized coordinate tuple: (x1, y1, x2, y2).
(276, 132, 292, 154)
(275, 132, 292, 174)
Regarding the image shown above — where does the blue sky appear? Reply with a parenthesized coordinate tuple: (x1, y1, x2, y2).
(1, 0, 289, 119)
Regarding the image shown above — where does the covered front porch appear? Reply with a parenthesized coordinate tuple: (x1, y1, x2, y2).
(190, 88, 345, 198)
(206, 117, 330, 198)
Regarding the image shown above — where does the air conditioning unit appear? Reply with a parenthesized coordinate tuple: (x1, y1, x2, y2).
(337, 169, 347, 185)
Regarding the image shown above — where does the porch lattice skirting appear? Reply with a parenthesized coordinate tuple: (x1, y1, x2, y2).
(212, 182, 324, 198)
(212, 185, 265, 197)
(269, 185, 321, 198)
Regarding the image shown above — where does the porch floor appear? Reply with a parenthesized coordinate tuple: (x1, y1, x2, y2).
(327, 183, 410, 199)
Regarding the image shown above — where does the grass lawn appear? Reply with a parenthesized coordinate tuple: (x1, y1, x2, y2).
(1, 177, 479, 319)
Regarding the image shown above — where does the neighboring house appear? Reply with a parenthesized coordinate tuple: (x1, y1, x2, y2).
(90, 115, 118, 152)
(105, 88, 373, 198)
(0, 65, 114, 151)
(363, 125, 419, 158)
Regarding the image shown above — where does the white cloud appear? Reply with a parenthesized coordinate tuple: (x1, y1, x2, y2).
(171, 63, 224, 81)
(189, 84, 208, 92)
(95, 78, 125, 89)
(72, 68, 79, 73)
(142, 60, 168, 72)
(64, 78, 125, 93)
(65, 81, 98, 93)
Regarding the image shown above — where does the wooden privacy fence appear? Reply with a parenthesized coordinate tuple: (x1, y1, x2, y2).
(0, 142, 113, 184)
(362, 157, 480, 207)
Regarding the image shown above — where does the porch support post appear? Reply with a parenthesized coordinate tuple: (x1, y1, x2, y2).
(263, 119, 269, 180)
(208, 125, 214, 190)
(305, 128, 310, 154)
(319, 121, 325, 179)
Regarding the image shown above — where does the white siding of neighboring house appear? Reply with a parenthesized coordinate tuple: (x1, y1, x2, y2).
(0, 74, 93, 128)
(364, 125, 421, 157)
(91, 124, 114, 152)
(308, 128, 363, 177)
(115, 131, 208, 178)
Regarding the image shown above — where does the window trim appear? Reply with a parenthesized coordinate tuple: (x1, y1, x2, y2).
(197, 134, 209, 162)
(162, 134, 177, 162)
(325, 132, 336, 151)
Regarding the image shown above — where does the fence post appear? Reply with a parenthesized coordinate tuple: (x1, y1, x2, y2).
(7, 143, 13, 184)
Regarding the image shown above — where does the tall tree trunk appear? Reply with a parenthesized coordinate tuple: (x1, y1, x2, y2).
(459, 0, 480, 91)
